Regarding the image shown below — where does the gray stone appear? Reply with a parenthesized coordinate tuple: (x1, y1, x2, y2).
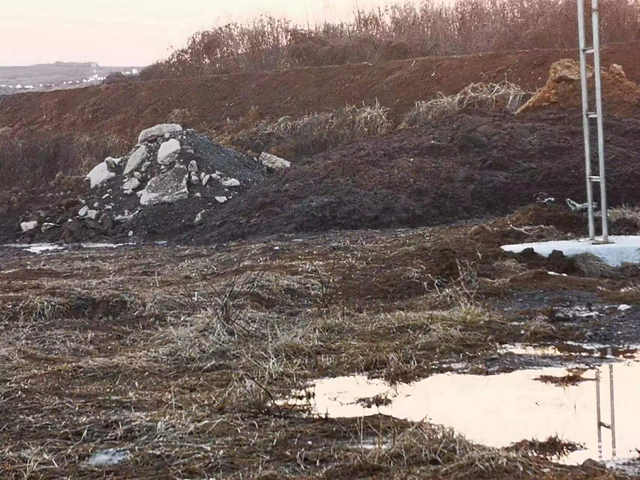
(157, 139, 181, 165)
(260, 152, 291, 170)
(141, 161, 151, 172)
(78, 205, 89, 217)
(41, 223, 58, 232)
(188, 160, 198, 174)
(190, 173, 200, 185)
(138, 124, 182, 143)
(105, 156, 123, 170)
(221, 178, 241, 188)
(202, 174, 211, 186)
(124, 146, 148, 175)
(215, 196, 228, 204)
(122, 178, 141, 191)
(140, 165, 189, 206)
(86, 161, 116, 188)
(20, 221, 38, 232)
(87, 210, 99, 220)
(194, 210, 206, 225)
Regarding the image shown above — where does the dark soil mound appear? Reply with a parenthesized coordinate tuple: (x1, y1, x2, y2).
(2, 127, 267, 244)
(189, 110, 640, 244)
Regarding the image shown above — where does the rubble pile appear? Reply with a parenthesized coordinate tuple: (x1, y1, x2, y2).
(16, 124, 287, 243)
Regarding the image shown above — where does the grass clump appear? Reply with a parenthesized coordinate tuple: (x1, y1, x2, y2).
(232, 101, 391, 158)
(402, 82, 529, 127)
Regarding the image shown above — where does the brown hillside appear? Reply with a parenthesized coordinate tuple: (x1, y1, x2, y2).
(2, 43, 640, 142)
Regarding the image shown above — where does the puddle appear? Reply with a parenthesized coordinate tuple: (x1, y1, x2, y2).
(293, 359, 640, 466)
(83, 448, 131, 467)
(2, 242, 133, 254)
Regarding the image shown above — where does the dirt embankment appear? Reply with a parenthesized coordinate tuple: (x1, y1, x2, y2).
(189, 110, 640, 244)
(2, 43, 640, 141)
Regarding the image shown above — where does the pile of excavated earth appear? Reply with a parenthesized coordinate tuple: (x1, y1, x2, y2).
(3, 59, 640, 246)
(12, 124, 289, 243)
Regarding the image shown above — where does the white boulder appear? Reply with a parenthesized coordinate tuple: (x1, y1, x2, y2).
(221, 178, 241, 188)
(260, 152, 291, 170)
(124, 145, 147, 175)
(157, 139, 181, 165)
(138, 124, 182, 143)
(215, 196, 228, 204)
(20, 221, 38, 232)
(78, 205, 90, 217)
(122, 178, 141, 191)
(86, 161, 116, 188)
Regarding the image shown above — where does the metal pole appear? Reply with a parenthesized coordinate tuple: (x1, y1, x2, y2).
(577, 0, 596, 240)
(591, 0, 609, 242)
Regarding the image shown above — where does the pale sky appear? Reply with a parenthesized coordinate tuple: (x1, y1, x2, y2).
(0, 0, 417, 67)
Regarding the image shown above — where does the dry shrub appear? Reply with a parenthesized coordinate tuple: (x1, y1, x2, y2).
(233, 102, 391, 157)
(0, 133, 128, 190)
(402, 82, 529, 127)
(142, 0, 640, 79)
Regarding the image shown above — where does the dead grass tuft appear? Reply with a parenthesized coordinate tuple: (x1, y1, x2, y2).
(401, 82, 529, 128)
(232, 101, 391, 158)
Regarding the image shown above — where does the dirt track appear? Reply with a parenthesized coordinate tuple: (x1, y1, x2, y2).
(2, 43, 640, 141)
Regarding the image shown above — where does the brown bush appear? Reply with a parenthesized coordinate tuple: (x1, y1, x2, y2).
(142, 0, 640, 79)
(0, 133, 128, 190)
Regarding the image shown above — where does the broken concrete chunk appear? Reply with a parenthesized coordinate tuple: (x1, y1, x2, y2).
(78, 205, 90, 217)
(215, 196, 228, 204)
(20, 220, 38, 232)
(124, 145, 148, 175)
(221, 178, 241, 188)
(105, 156, 123, 170)
(194, 210, 206, 225)
(157, 139, 181, 165)
(140, 165, 189, 206)
(122, 178, 141, 191)
(260, 152, 291, 170)
(41, 223, 58, 232)
(138, 124, 183, 143)
(86, 161, 116, 188)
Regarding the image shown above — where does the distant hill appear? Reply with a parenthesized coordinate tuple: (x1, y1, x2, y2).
(0, 62, 144, 95)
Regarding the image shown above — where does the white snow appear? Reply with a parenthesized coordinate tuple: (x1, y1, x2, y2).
(501, 236, 640, 267)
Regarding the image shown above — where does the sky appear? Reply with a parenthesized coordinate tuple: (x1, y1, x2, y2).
(0, 0, 417, 67)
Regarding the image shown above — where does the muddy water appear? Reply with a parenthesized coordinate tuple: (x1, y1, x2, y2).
(302, 356, 640, 465)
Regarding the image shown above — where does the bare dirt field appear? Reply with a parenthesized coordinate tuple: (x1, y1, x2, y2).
(2, 211, 640, 479)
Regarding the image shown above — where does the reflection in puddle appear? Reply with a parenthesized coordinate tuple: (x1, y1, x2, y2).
(503, 343, 640, 359)
(298, 360, 640, 466)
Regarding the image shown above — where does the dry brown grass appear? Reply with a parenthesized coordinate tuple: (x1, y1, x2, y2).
(401, 82, 530, 127)
(232, 101, 391, 158)
(143, 0, 640, 78)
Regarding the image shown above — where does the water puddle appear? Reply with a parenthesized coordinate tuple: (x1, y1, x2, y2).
(293, 357, 640, 466)
(2, 242, 133, 254)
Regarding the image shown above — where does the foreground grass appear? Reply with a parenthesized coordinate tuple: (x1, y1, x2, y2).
(0, 222, 636, 478)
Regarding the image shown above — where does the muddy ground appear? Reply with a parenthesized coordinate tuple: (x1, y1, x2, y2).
(1, 208, 639, 479)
